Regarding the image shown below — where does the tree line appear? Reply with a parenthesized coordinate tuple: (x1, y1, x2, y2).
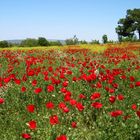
(0, 36, 103, 48)
(0, 37, 63, 48)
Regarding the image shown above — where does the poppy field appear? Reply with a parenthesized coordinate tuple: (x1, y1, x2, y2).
(0, 44, 140, 140)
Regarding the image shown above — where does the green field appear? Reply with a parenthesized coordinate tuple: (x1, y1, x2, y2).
(0, 43, 140, 140)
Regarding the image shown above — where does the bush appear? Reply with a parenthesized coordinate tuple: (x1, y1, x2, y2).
(38, 37, 50, 46)
(90, 40, 100, 44)
(49, 41, 63, 46)
(65, 35, 79, 45)
(0, 41, 9, 48)
(102, 34, 108, 44)
(121, 36, 140, 42)
(20, 38, 38, 47)
(79, 40, 88, 44)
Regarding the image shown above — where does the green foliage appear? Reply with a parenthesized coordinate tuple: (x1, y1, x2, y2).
(116, 8, 140, 41)
(38, 37, 50, 46)
(0, 41, 9, 48)
(90, 40, 100, 44)
(102, 34, 108, 44)
(79, 40, 88, 44)
(127, 9, 140, 36)
(21, 38, 38, 47)
(49, 41, 63, 46)
(65, 35, 79, 45)
(121, 36, 138, 42)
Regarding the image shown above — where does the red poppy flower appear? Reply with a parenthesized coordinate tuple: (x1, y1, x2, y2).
(123, 115, 131, 120)
(21, 86, 26, 92)
(28, 120, 37, 130)
(46, 102, 54, 109)
(47, 85, 54, 92)
(22, 74, 27, 81)
(62, 107, 69, 113)
(90, 92, 101, 100)
(105, 87, 109, 92)
(110, 110, 123, 117)
(48, 66, 53, 72)
(60, 87, 67, 93)
(69, 99, 77, 106)
(27, 70, 35, 76)
(59, 102, 66, 109)
(67, 70, 72, 75)
(76, 102, 84, 111)
(34, 88, 42, 94)
(0, 98, 4, 104)
(112, 83, 119, 89)
(120, 75, 126, 80)
(50, 115, 59, 125)
(79, 94, 86, 99)
(3, 77, 11, 83)
(109, 96, 116, 103)
(14, 79, 21, 85)
(131, 104, 137, 110)
(32, 80, 37, 86)
(62, 81, 69, 87)
(26, 104, 35, 113)
(22, 133, 31, 139)
(129, 76, 135, 82)
(135, 81, 140, 86)
(44, 76, 49, 81)
(64, 95, 71, 102)
(96, 82, 102, 88)
(56, 135, 67, 140)
(91, 102, 102, 109)
(136, 110, 140, 118)
(72, 77, 77, 81)
(71, 122, 77, 128)
(130, 84, 134, 88)
(109, 88, 115, 94)
(117, 94, 124, 101)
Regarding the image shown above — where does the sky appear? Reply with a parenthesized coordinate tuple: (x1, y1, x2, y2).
(0, 0, 140, 41)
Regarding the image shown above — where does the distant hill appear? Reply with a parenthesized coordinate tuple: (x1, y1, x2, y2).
(7, 39, 66, 45)
(7, 40, 22, 44)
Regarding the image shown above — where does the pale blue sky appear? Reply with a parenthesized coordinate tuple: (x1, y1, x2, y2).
(0, 0, 140, 41)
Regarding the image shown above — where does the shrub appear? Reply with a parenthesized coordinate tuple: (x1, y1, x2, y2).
(38, 37, 50, 46)
(20, 38, 38, 47)
(0, 41, 9, 48)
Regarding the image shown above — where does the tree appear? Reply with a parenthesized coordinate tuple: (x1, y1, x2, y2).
(102, 35, 108, 44)
(0, 41, 9, 48)
(65, 35, 79, 45)
(21, 38, 38, 47)
(79, 40, 88, 44)
(127, 9, 140, 40)
(116, 8, 140, 41)
(90, 40, 100, 44)
(49, 41, 63, 46)
(65, 39, 74, 45)
(116, 18, 135, 41)
(38, 37, 50, 46)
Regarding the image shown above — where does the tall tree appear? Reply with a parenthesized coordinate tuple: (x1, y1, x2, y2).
(102, 34, 108, 44)
(38, 37, 49, 46)
(65, 35, 79, 45)
(127, 9, 140, 40)
(116, 18, 135, 41)
(21, 38, 38, 47)
(0, 41, 9, 48)
(116, 8, 140, 41)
